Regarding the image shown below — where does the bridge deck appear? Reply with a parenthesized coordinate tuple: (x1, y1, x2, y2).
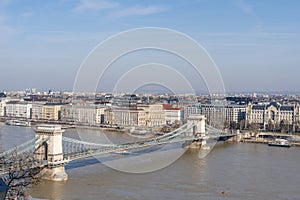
(0, 123, 235, 173)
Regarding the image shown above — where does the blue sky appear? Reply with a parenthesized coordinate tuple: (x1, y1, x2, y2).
(0, 0, 300, 93)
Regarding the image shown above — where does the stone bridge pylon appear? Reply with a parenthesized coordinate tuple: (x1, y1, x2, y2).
(34, 125, 68, 181)
(186, 114, 206, 148)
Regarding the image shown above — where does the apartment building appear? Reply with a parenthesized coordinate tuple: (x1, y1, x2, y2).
(137, 104, 166, 127)
(112, 108, 146, 127)
(0, 98, 7, 117)
(200, 103, 246, 127)
(42, 103, 62, 120)
(61, 104, 106, 124)
(31, 102, 45, 119)
(183, 104, 202, 120)
(5, 101, 32, 118)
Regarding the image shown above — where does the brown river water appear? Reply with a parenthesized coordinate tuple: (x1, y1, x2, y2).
(0, 123, 299, 200)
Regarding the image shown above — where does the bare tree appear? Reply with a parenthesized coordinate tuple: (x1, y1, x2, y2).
(0, 149, 43, 200)
(265, 119, 273, 132)
(223, 121, 230, 131)
(294, 120, 300, 133)
(279, 120, 288, 133)
(239, 119, 246, 130)
(249, 123, 259, 135)
(229, 121, 238, 130)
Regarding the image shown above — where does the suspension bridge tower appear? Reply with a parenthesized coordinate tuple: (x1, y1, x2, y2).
(187, 114, 206, 148)
(34, 124, 68, 181)
(187, 114, 206, 135)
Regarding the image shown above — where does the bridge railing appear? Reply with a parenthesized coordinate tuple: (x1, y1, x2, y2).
(0, 138, 35, 159)
(0, 136, 49, 160)
(61, 123, 199, 161)
(206, 124, 237, 139)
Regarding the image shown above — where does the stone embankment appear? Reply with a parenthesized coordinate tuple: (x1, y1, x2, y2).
(241, 131, 300, 146)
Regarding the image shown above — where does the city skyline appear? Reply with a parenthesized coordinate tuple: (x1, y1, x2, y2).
(1, 0, 300, 93)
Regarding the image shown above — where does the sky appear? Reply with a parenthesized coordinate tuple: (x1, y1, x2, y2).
(0, 0, 300, 93)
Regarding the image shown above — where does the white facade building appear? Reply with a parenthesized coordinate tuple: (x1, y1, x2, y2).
(6, 101, 32, 118)
(60, 104, 73, 122)
(183, 104, 201, 120)
(137, 104, 166, 127)
(61, 104, 106, 125)
(31, 102, 45, 119)
(246, 101, 297, 129)
(201, 103, 246, 125)
(0, 98, 7, 117)
(113, 108, 146, 127)
(163, 104, 184, 124)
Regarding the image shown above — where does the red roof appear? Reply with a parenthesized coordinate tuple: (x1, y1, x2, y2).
(162, 104, 183, 110)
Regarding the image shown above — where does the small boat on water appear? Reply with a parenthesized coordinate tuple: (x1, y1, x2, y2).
(113, 149, 132, 155)
(268, 139, 291, 147)
(130, 130, 148, 136)
(5, 119, 31, 127)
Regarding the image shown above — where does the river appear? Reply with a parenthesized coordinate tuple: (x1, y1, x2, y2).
(0, 123, 299, 200)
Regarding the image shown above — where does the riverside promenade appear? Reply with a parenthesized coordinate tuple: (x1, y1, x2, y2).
(241, 131, 300, 146)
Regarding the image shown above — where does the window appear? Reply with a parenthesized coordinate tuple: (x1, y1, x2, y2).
(271, 110, 275, 121)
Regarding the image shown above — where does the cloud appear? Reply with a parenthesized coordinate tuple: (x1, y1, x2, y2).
(107, 5, 167, 19)
(232, 0, 265, 33)
(233, 0, 254, 16)
(73, 0, 119, 12)
(72, 1, 168, 19)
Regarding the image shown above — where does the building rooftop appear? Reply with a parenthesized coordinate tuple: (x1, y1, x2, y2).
(163, 104, 183, 110)
(0, 92, 6, 98)
(252, 101, 294, 111)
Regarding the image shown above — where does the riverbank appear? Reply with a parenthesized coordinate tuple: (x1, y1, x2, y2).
(0, 116, 124, 131)
(0, 117, 171, 136)
(240, 131, 300, 147)
(2, 116, 300, 147)
(241, 137, 300, 146)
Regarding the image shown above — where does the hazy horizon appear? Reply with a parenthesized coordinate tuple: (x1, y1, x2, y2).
(3, 87, 300, 96)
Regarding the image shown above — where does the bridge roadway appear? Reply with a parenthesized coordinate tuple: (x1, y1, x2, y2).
(62, 123, 199, 161)
(62, 124, 235, 162)
(0, 123, 236, 174)
(63, 134, 198, 161)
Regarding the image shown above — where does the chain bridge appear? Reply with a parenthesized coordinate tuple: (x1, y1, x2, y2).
(0, 115, 237, 181)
